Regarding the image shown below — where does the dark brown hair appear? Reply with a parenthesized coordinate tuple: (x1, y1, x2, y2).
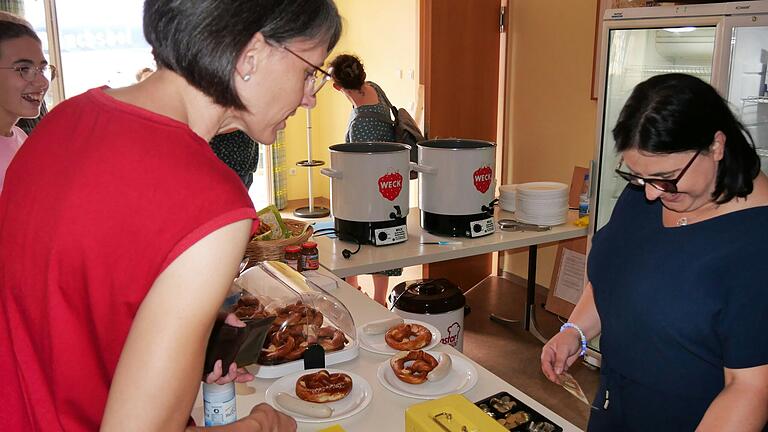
(330, 54, 366, 90)
(143, 0, 342, 110)
(613, 73, 760, 204)
(0, 20, 41, 59)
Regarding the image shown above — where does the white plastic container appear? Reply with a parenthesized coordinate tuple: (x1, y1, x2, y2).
(203, 382, 236, 426)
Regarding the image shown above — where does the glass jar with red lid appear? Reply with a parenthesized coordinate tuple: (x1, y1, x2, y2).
(282, 245, 301, 271)
(298, 241, 319, 271)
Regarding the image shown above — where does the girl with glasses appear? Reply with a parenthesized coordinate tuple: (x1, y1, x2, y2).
(541, 73, 768, 431)
(0, 16, 50, 194)
(0, 1, 341, 431)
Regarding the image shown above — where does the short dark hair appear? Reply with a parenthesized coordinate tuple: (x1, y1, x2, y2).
(330, 54, 366, 90)
(613, 73, 761, 204)
(0, 20, 41, 59)
(143, 0, 342, 110)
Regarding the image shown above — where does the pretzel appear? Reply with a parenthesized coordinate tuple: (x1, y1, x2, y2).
(313, 326, 348, 352)
(232, 295, 268, 320)
(384, 323, 432, 351)
(389, 350, 438, 384)
(295, 370, 353, 403)
(260, 332, 296, 364)
(259, 302, 349, 364)
(273, 303, 324, 328)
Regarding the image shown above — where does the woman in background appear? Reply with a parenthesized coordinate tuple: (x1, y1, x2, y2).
(541, 74, 768, 431)
(0, 1, 341, 430)
(210, 129, 261, 189)
(330, 53, 402, 306)
(0, 17, 50, 193)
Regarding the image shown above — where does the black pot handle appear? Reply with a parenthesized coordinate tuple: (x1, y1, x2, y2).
(481, 199, 499, 214)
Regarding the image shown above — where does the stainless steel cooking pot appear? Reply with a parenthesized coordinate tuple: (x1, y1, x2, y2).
(411, 139, 497, 237)
(320, 142, 411, 245)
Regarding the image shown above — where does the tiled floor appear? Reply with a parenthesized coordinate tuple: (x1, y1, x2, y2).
(461, 276, 599, 430)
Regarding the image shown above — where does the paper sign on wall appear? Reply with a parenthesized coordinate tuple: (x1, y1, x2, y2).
(553, 249, 586, 305)
(545, 236, 588, 318)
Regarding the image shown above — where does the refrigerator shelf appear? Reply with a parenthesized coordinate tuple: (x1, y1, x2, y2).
(742, 96, 768, 104)
(629, 65, 712, 75)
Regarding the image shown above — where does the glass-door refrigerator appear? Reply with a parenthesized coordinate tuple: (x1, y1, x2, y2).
(592, 0, 768, 232)
(586, 0, 768, 367)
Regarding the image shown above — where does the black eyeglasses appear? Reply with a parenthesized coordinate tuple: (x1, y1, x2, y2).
(280, 45, 333, 96)
(0, 63, 56, 82)
(615, 149, 702, 193)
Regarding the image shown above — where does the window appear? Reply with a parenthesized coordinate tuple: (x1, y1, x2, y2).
(16, 0, 153, 105)
(4, 0, 275, 209)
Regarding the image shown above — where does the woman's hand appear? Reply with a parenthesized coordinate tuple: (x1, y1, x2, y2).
(242, 403, 297, 432)
(204, 359, 254, 385)
(204, 312, 254, 385)
(540, 328, 582, 382)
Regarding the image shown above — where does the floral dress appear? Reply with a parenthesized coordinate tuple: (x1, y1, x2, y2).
(210, 130, 259, 188)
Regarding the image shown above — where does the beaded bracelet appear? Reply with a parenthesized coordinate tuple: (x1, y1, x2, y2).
(560, 322, 587, 357)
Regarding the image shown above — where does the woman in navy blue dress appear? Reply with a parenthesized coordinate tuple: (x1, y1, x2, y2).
(541, 74, 768, 431)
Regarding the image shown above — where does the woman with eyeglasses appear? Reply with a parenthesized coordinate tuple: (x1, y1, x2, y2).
(0, 18, 51, 194)
(0, 1, 341, 431)
(329, 53, 405, 306)
(542, 74, 768, 431)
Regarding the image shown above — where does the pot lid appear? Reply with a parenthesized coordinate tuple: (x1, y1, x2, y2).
(418, 139, 495, 150)
(390, 278, 465, 314)
(329, 142, 411, 154)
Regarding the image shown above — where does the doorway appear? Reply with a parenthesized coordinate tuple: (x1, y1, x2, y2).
(420, 0, 508, 292)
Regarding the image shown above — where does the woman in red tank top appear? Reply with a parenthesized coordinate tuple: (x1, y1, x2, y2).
(0, 2, 341, 431)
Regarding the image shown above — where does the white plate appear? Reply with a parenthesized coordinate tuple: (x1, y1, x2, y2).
(250, 339, 359, 379)
(516, 181, 568, 195)
(265, 368, 372, 423)
(356, 319, 441, 355)
(376, 351, 478, 399)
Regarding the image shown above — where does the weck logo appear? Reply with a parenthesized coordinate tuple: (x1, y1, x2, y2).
(378, 171, 403, 201)
(473, 166, 492, 193)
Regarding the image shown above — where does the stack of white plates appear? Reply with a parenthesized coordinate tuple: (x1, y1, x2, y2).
(498, 184, 517, 212)
(515, 182, 568, 225)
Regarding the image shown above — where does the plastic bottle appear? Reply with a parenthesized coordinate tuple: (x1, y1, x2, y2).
(203, 382, 237, 426)
(578, 173, 590, 218)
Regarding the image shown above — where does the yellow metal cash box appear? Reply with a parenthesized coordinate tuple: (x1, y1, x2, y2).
(405, 394, 506, 432)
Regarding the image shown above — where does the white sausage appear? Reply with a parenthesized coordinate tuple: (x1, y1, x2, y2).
(275, 392, 333, 418)
(363, 317, 404, 335)
(427, 353, 452, 382)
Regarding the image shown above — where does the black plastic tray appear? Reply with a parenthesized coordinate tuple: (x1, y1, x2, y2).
(474, 391, 564, 432)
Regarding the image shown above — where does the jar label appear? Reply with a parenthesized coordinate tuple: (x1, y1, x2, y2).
(301, 254, 319, 270)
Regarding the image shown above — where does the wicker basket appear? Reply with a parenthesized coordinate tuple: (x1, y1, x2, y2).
(244, 219, 313, 267)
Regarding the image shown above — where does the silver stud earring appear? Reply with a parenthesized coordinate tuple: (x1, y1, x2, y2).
(242, 74, 251, 82)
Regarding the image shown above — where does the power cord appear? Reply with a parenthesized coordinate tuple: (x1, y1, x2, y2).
(313, 228, 361, 259)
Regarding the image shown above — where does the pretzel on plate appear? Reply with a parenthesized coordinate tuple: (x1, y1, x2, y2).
(384, 323, 432, 351)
